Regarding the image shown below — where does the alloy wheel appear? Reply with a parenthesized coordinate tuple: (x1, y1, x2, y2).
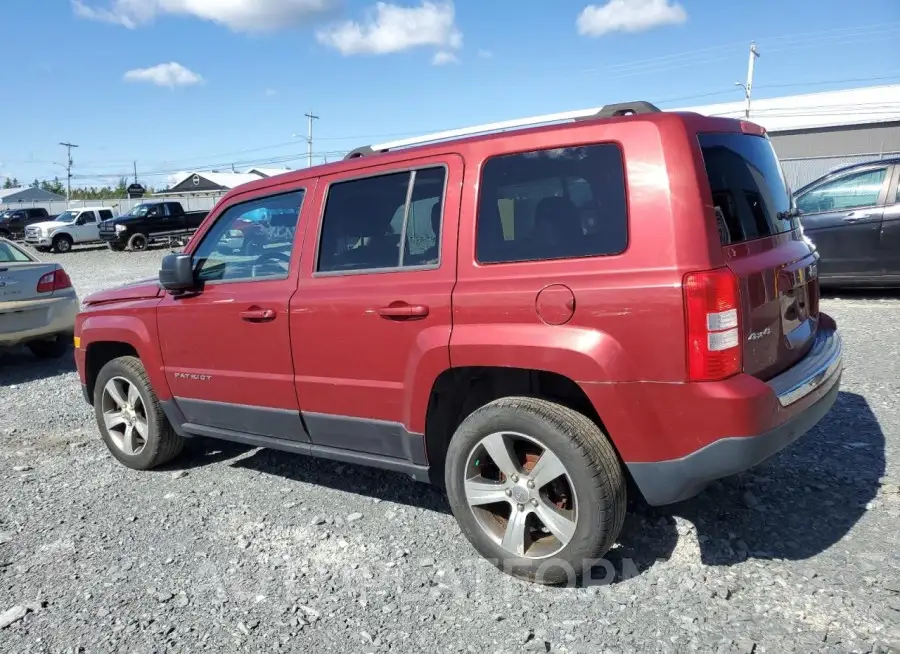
(463, 431, 578, 559)
(100, 376, 149, 456)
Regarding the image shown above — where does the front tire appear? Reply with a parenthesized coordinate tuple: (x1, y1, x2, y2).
(94, 356, 185, 470)
(52, 234, 73, 253)
(128, 233, 148, 251)
(445, 396, 626, 585)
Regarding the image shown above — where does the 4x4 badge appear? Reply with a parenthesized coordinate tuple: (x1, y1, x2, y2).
(747, 327, 772, 341)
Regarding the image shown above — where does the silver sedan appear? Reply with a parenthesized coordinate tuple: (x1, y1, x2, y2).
(0, 238, 78, 358)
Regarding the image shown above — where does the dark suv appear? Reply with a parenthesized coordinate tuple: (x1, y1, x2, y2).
(74, 101, 842, 584)
(0, 207, 51, 239)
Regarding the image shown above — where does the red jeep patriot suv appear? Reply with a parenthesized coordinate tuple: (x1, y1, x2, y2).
(74, 101, 842, 584)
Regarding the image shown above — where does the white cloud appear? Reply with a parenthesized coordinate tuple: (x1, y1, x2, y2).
(317, 1, 462, 56)
(72, 0, 338, 32)
(432, 50, 457, 65)
(577, 0, 686, 37)
(124, 62, 204, 88)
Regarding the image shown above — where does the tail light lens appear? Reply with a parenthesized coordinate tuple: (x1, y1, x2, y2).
(36, 268, 73, 294)
(684, 268, 742, 381)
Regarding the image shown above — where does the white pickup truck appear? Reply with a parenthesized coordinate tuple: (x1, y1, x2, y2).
(25, 207, 117, 253)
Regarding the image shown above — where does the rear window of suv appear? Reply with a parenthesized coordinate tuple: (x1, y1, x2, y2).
(699, 133, 797, 245)
(476, 143, 628, 264)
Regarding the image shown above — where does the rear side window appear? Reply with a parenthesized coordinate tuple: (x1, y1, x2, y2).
(699, 133, 796, 245)
(99, 210, 114, 221)
(476, 144, 627, 264)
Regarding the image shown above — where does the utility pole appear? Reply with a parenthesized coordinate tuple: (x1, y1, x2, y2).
(59, 142, 79, 205)
(304, 111, 319, 168)
(735, 42, 760, 119)
(133, 161, 138, 184)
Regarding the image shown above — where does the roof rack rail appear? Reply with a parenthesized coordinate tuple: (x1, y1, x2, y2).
(343, 100, 661, 160)
(573, 101, 661, 121)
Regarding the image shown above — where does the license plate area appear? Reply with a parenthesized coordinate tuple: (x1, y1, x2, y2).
(0, 307, 49, 333)
(777, 257, 819, 348)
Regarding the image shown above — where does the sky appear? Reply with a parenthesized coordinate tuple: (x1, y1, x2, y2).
(1, 0, 898, 189)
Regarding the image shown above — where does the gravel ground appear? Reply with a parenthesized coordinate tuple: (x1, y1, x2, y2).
(2, 244, 900, 654)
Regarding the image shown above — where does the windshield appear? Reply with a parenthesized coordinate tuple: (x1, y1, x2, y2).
(125, 205, 150, 217)
(698, 133, 798, 245)
(55, 211, 79, 224)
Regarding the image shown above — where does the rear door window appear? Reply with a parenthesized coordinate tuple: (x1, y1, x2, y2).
(476, 144, 628, 264)
(99, 210, 114, 221)
(316, 166, 446, 273)
(699, 133, 797, 245)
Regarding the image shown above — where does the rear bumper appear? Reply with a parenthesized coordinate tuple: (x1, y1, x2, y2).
(623, 326, 843, 505)
(0, 293, 79, 347)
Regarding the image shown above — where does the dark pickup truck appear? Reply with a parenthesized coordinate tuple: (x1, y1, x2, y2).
(99, 201, 208, 251)
(0, 208, 54, 239)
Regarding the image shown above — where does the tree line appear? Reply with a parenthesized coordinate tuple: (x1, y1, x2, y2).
(3, 176, 156, 200)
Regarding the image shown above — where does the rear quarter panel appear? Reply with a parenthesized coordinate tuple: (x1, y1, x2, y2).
(452, 115, 715, 384)
(450, 114, 727, 457)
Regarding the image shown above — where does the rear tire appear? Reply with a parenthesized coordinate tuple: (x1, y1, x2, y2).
(0, 229, 11, 239)
(128, 233, 148, 251)
(94, 356, 185, 470)
(52, 234, 73, 253)
(444, 396, 626, 585)
(27, 335, 69, 359)
(107, 242, 126, 252)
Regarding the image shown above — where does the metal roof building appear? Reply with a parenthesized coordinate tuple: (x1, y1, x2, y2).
(678, 85, 900, 188)
(0, 186, 66, 204)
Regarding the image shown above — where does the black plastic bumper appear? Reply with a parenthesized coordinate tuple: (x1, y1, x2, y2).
(627, 328, 843, 506)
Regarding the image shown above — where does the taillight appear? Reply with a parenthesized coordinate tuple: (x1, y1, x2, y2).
(36, 268, 73, 294)
(683, 268, 742, 381)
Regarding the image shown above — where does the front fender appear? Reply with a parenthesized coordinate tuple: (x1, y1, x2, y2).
(78, 310, 171, 400)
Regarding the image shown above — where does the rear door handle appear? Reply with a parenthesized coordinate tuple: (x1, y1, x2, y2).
(240, 307, 277, 322)
(377, 304, 429, 320)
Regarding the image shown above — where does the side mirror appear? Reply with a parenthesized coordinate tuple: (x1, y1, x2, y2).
(75, 217, 85, 225)
(159, 253, 195, 293)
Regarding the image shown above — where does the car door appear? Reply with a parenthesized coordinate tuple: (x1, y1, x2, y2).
(76, 210, 99, 242)
(156, 184, 313, 442)
(97, 209, 114, 239)
(796, 164, 891, 278)
(878, 164, 900, 276)
(291, 155, 462, 463)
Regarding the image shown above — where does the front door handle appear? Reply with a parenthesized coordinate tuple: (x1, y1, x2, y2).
(843, 211, 871, 222)
(240, 307, 277, 323)
(377, 303, 429, 320)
